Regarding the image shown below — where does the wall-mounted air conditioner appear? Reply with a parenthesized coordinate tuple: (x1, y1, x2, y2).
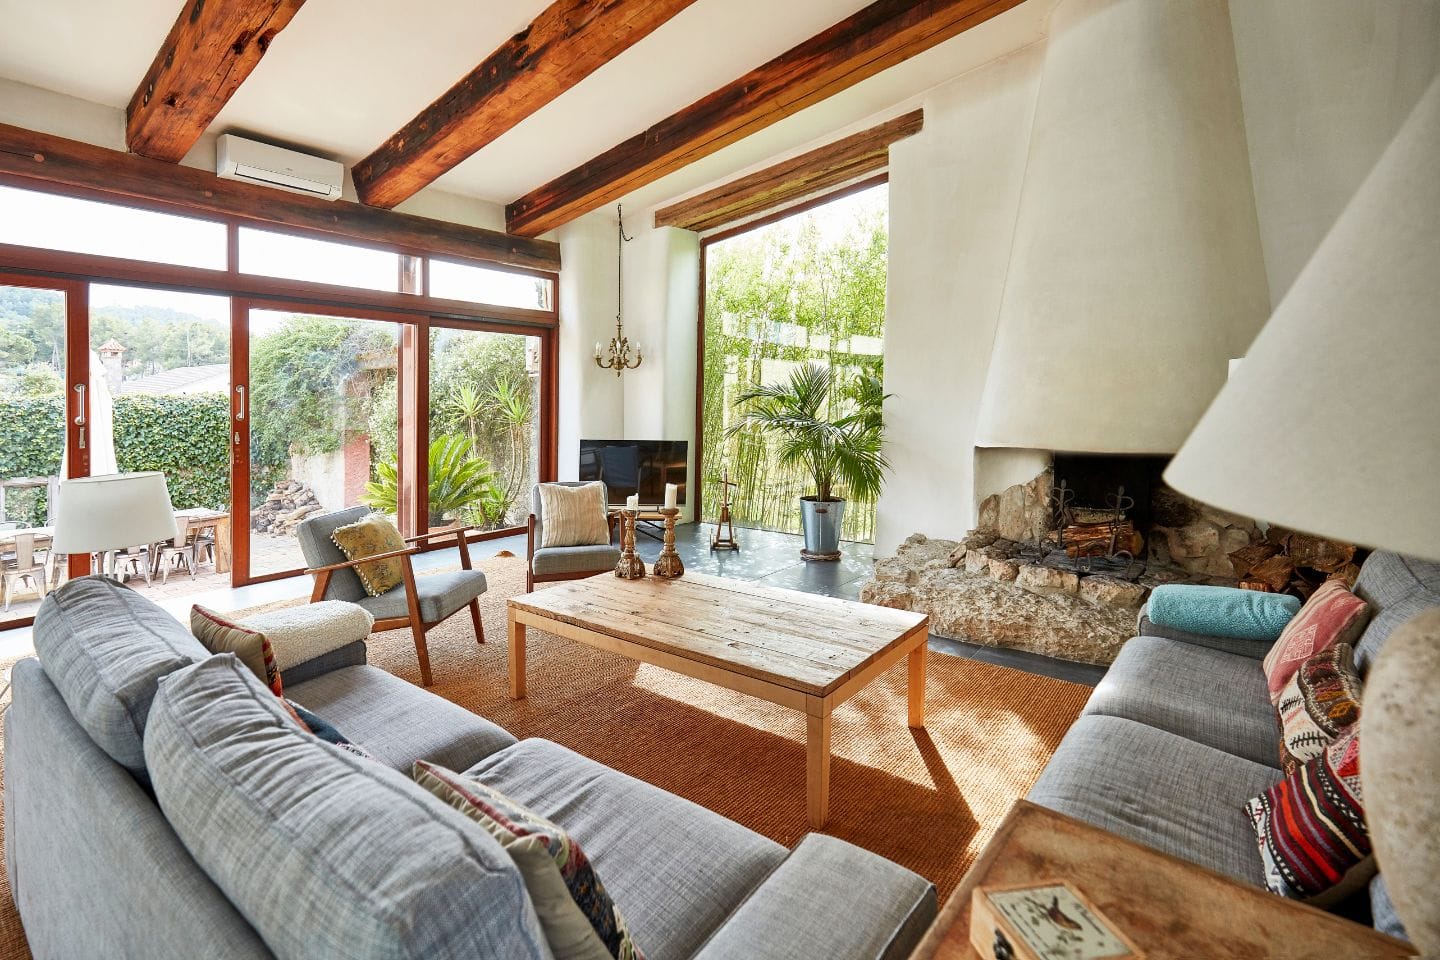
(216, 134, 344, 201)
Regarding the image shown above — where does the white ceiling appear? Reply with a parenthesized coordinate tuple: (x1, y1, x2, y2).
(0, 0, 1055, 222)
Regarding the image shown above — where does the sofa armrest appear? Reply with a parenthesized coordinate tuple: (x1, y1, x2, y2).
(1137, 603, 1270, 660)
(280, 639, 368, 687)
(693, 834, 936, 960)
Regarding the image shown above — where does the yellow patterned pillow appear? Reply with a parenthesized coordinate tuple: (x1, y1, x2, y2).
(331, 514, 407, 597)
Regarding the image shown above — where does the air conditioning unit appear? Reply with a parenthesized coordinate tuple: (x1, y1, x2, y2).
(216, 134, 344, 201)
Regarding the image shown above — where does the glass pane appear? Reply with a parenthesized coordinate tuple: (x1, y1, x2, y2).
(238, 227, 400, 292)
(701, 182, 888, 543)
(0, 283, 66, 624)
(426, 327, 542, 532)
(0, 185, 227, 270)
(248, 309, 399, 576)
(428, 258, 553, 310)
(89, 285, 232, 597)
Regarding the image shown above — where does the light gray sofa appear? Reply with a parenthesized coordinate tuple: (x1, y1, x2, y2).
(1027, 549, 1440, 939)
(4, 576, 934, 960)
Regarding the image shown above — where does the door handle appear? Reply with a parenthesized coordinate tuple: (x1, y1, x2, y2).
(73, 382, 86, 450)
(235, 384, 247, 421)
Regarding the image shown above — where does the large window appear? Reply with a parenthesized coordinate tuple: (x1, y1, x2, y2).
(700, 183, 888, 542)
(239, 227, 401, 292)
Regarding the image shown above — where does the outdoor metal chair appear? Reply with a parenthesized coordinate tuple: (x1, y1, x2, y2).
(1, 533, 48, 612)
(154, 513, 200, 583)
(296, 506, 488, 687)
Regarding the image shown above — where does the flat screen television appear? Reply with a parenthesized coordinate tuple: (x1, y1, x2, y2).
(578, 439, 688, 506)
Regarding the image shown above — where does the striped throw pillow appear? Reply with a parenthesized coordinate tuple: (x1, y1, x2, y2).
(190, 604, 283, 697)
(539, 483, 611, 549)
(414, 761, 644, 960)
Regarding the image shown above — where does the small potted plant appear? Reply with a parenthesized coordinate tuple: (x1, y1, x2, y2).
(727, 363, 890, 560)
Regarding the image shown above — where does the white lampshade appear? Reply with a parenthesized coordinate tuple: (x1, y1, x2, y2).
(1165, 75, 1440, 563)
(50, 472, 177, 554)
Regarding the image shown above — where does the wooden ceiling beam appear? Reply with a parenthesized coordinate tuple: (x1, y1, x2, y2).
(354, 0, 700, 210)
(506, 0, 1026, 237)
(654, 109, 921, 233)
(0, 123, 560, 272)
(127, 0, 307, 162)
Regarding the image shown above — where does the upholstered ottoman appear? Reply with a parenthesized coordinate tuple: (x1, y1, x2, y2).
(242, 601, 374, 674)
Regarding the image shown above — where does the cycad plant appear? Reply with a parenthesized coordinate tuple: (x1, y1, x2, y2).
(726, 363, 890, 504)
(363, 434, 504, 526)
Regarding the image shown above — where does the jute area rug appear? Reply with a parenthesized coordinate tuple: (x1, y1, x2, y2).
(0, 557, 1090, 956)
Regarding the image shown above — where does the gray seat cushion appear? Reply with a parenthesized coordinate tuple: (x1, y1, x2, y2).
(465, 738, 787, 960)
(1083, 636, 1280, 767)
(295, 505, 372, 602)
(693, 834, 936, 960)
(1136, 603, 1272, 659)
(286, 664, 516, 773)
(31, 576, 208, 781)
(1353, 550, 1440, 674)
(355, 569, 487, 623)
(145, 655, 550, 960)
(532, 544, 621, 576)
(1028, 715, 1281, 887)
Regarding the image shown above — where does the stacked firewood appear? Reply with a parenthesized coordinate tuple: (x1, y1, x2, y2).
(1229, 529, 1362, 598)
(251, 480, 325, 535)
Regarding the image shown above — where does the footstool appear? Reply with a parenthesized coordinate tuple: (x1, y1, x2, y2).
(243, 600, 374, 676)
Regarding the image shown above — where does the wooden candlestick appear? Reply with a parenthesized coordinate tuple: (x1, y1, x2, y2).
(653, 507, 684, 579)
(614, 510, 646, 579)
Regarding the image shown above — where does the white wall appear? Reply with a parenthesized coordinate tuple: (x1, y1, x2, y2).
(1229, 0, 1440, 305)
(873, 44, 1045, 554)
(556, 213, 625, 480)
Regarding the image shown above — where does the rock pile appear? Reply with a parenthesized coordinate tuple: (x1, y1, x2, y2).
(251, 480, 325, 535)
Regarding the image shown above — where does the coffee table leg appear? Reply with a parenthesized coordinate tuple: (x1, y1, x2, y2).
(508, 611, 526, 699)
(807, 711, 831, 829)
(908, 643, 926, 728)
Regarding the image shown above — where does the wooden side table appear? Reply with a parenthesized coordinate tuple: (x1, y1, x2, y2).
(910, 800, 1413, 959)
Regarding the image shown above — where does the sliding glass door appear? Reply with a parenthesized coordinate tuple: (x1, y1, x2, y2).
(241, 305, 402, 580)
(0, 276, 86, 627)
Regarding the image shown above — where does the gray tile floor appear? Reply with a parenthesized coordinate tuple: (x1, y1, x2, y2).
(1, 522, 1108, 687)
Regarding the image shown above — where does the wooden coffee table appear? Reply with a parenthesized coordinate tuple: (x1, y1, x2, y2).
(507, 572, 930, 828)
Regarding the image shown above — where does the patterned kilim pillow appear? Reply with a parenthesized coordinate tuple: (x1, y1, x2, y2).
(414, 760, 644, 960)
(190, 604, 284, 697)
(1262, 579, 1370, 704)
(1245, 728, 1374, 906)
(1276, 643, 1363, 773)
(330, 513, 408, 597)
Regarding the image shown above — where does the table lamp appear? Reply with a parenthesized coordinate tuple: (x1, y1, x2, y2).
(50, 472, 178, 575)
(1165, 76, 1439, 949)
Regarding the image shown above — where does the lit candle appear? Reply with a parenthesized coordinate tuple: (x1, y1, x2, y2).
(664, 483, 677, 510)
(626, 494, 639, 510)
(594, 341, 603, 360)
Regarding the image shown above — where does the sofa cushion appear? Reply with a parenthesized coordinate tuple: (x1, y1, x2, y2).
(466, 738, 787, 960)
(32, 576, 208, 781)
(355, 568, 488, 623)
(415, 761, 643, 960)
(144, 655, 549, 960)
(1353, 550, 1440, 674)
(1028, 716, 1281, 887)
(691, 834, 936, 960)
(1081, 636, 1279, 767)
(285, 664, 516, 773)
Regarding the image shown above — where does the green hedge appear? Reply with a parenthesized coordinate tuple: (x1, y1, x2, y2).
(0, 393, 230, 524)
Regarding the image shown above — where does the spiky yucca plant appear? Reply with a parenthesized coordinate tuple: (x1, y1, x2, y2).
(726, 363, 890, 503)
(363, 434, 504, 524)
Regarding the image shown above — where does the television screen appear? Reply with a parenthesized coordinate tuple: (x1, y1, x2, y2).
(578, 440, 688, 506)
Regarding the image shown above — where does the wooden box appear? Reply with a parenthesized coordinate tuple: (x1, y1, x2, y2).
(969, 880, 1142, 960)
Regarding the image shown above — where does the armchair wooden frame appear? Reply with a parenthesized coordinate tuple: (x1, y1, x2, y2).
(526, 512, 619, 592)
(305, 526, 485, 687)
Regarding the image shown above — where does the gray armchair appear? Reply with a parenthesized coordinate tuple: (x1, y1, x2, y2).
(526, 482, 621, 592)
(297, 506, 487, 687)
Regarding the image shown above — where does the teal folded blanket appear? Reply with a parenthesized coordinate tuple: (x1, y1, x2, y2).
(1147, 585, 1301, 642)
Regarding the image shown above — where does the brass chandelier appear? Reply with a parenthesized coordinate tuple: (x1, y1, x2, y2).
(595, 204, 642, 376)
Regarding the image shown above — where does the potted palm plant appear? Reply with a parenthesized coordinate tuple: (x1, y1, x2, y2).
(727, 363, 890, 560)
